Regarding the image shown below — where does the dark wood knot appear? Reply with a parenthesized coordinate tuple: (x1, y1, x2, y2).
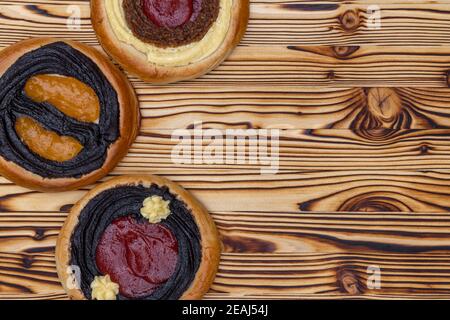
(340, 10, 360, 32)
(34, 228, 45, 240)
(446, 70, 450, 87)
(338, 192, 410, 212)
(356, 128, 398, 141)
(22, 256, 34, 269)
(59, 203, 73, 213)
(333, 46, 360, 58)
(337, 269, 363, 295)
(420, 144, 430, 155)
(327, 70, 336, 80)
(222, 235, 276, 253)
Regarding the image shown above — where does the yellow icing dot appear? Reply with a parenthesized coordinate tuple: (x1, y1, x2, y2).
(90, 275, 119, 300)
(140, 196, 171, 223)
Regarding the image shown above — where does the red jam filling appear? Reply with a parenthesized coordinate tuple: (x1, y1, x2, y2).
(95, 216, 179, 298)
(142, 0, 201, 28)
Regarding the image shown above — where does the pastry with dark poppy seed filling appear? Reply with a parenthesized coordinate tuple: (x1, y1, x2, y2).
(56, 175, 221, 300)
(91, 0, 249, 83)
(0, 38, 139, 191)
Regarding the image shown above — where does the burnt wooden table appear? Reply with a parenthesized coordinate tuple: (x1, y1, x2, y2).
(2, 0, 450, 300)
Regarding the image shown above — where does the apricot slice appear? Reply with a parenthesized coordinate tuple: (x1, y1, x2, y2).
(15, 117, 83, 162)
(24, 74, 100, 123)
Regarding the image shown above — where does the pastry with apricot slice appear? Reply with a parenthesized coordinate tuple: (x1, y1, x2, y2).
(0, 38, 139, 191)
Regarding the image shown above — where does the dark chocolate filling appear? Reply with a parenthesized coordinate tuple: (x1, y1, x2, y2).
(70, 184, 202, 300)
(123, 0, 220, 48)
(0, 42, 120, 179)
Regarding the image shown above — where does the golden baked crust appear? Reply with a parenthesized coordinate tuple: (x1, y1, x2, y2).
(0, 38, 140, 192)
(91, 0, 250, 84)
(56, 175, 221, 300)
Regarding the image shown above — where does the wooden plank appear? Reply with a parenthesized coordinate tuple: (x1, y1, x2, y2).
(0, 293, 67, 300)
(0, 252, 61, 294)
(81, 44, 450, 87)
(4, 292, 450, 300)
(119, 128, 450, 172)
(138, 87, 450, 130)
(1, 170, 450, 217)
(3, 168, 450, 298)
(3, 210, 450, 254)
(3, 250, 450, 299)
(207, 45, 450, 87)
(0, 123, 447, 179)
(2, 4, 450, 86)
(2, 1, 450, 47)
(3, 43, 450, 87)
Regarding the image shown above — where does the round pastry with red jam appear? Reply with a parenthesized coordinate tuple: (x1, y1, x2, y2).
(0, 38, 139, 191)
(91, 0, 250, 83)
(56, 175, 221, 300)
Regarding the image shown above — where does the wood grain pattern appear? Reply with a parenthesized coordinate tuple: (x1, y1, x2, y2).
(3, 2, 450, 86)
(2, 0, 450, 300)
(3, 0, 450, 47)
(139, 87, 450, 130)
(4, 175, 450, 300)
(4, 209, 450, 254)
(2, 170, 450, 218)
(4, 248, 450, 298)
(121, 128, 450, 172)
(4, 212, 450, 298)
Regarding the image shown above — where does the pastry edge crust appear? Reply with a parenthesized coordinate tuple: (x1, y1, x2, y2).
(0, 37, 140, 192)
(91, 0, 250, 84)
(55, 175, 221, 300)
